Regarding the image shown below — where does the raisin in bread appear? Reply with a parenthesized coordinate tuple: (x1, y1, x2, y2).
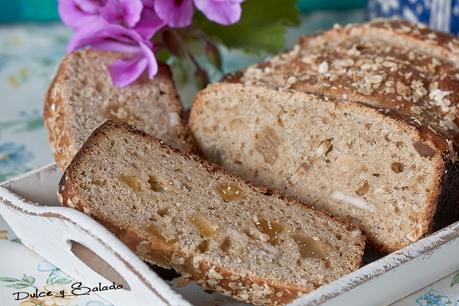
(58, 121, 365, 306)
(44, 49, 193, 170)
(189, 19, 459, 252)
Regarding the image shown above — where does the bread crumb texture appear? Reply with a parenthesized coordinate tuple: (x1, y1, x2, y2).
(59, 122, 365, 305)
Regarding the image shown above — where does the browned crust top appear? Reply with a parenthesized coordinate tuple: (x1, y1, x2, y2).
(44, 52, 75, 170)
(229, 19, 459, 160)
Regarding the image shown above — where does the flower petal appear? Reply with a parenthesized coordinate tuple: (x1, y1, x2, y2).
(68, 23, 147, 53)
(194, 0, 242, 25)
(138, 40, 158, 78)
(67, 20, 109, 52)
(67, 22, 158, 87)
(154, 0, 194, 28)
(59, 0, 98, 29)
(120, 0, 143, 27)
(75, 0, 105, 14)
(108, 55, 148, 87)
(58, 0, 107, 30)
(0, 142, 32, 172)
(134, 7, 165, 39)
(141, 0, 155, 8)
(37, 261, 57, 272)
(100, 0, 122, 24)
(101, 0, 143, 28)
(0, 142, 17, 155)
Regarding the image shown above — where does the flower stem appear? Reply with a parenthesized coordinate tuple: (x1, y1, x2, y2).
(162, 29, 209, 88)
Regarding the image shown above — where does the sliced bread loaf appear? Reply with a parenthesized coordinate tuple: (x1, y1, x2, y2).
(234, 19, 459, 142)
(58, 121, 365, 305)
(189, 21, 459, 253)
(44, 49, 193, 170)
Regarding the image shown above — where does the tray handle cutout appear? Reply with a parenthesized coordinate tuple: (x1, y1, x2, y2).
(69, 240, 131, 291)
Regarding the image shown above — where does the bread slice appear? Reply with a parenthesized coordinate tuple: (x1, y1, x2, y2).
(44, 49, 193, 170)
(189, 20, 459, 253)
(190, 83, 459, 253)
(59, 121, 365, 305)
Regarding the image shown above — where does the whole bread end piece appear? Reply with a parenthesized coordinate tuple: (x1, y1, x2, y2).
(44, 49, 194, 170)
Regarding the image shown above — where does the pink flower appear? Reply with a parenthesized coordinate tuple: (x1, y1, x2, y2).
(100, 0, 143, 28)
(60, 0, 165, 87)
(132, 5, 165, 39)
(154, 0, 194, 27)
(59, 0, 164, 39)
(69, 24, 158, 87)
(154, 0, 243, 28)
(59, 0, 244, 88)
(59, 0, 107, 30)
(194, 0, 243, 25)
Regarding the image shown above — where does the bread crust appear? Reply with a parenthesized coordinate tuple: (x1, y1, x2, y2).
(59, 121, 366, 305)
(325, 19, 459, 63)
(223, 19, 459, 155)
(44, 49, 193, 170)
(189, 82, 454, 252)
(430, 159, 459, 232)
(191, 20, 459, 252)
(44, 53, 75, 170)
(296, 20, 459, 149)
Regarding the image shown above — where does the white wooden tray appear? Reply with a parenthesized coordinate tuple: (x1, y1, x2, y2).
(1, 164, 459, 306)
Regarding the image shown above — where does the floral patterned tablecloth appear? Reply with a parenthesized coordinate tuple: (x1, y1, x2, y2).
(0, 24, 113, 306)
(0, 17, 459, 306)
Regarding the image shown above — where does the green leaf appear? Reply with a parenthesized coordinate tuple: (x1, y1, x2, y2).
(195, 0, 299, 53)
(6, 282, 32, 289)
(155, 48, 171, 63)
(0, 172, 16, 182)
(451, 273, 459, 286)
(40, 57, 54, 67)
(22, 275, 35, 285)
(0, 277, 19, 283)
(24, 117, 44, 131)
(0, 121, 18, 129)
(204, 41, 223, 71)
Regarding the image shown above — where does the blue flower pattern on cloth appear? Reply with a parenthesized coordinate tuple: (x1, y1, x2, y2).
(37, 260, 73, 284)
(0, 245, 113, 306)
(416, 290, 458, 306)
(0, 142, 32, 173)
(368, 0, 459, 34)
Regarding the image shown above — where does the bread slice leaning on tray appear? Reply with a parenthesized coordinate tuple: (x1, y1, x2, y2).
(58, 121, 365, 305)
(189, 19, 459, 252)
(44, 49, 194, 170)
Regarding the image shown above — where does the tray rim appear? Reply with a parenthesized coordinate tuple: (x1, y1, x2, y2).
(0, 163, 192, 306)
(2, 163, 459, 306)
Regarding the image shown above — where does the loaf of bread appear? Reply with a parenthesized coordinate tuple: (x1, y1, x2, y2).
(44, 49, 193, 170)
(189, 19, 459, 252)
(58, 121, 365, 305)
